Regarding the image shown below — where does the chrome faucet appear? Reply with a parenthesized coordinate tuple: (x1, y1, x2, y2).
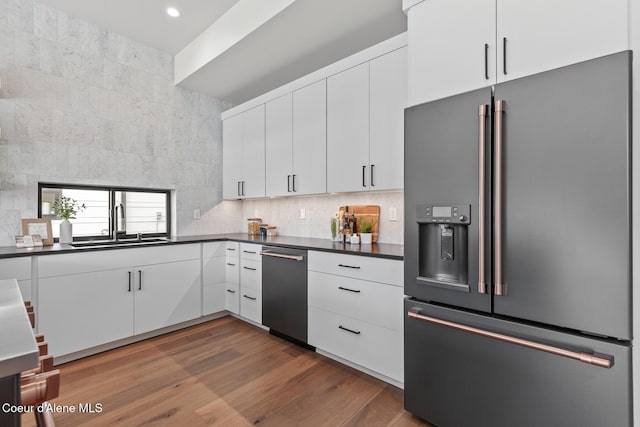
(113, 203, 125, 240)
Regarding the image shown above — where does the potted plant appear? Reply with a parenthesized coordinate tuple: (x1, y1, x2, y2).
(52, 196, 86, 244)
(359, 218, 374, 245)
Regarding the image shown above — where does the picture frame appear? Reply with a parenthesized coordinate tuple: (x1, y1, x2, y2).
(21, 218, 53, 246)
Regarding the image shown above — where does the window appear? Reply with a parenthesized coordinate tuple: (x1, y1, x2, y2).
(39, 183, 171, 241)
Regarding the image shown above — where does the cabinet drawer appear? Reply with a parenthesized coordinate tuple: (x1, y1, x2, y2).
(240, 259, 262, 291)
(240, 289, 262, 324)
(225, 241, 239, 255)
(308, 306, 403, 382)
(308, 251, 402, 286)
(308, 271, 403, 331)
(203, 241, 226, 258)
(225, 259, 240, 284)
(240, 243, 262, 261)
(0, 257, 31, 280)
(203, 256, 225, 284)
(225, 282, 239, 314)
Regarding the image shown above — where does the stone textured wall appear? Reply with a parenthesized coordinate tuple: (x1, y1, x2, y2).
(0, 0, 233, 245)
(0, 0, 405, 247)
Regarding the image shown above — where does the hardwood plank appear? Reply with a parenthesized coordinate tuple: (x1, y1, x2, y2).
(21, 316, 429, 427)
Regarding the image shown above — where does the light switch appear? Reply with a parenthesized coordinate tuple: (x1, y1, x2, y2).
(300, 208, 306, 219)
(389, 207, 397, 221)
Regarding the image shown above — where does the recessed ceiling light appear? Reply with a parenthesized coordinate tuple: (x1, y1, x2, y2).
(166, 7, 181, 18)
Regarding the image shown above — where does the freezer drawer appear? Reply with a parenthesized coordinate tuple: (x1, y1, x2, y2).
(404, 299, 631, 427)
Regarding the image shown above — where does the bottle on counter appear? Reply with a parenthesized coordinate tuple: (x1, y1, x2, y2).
(343, 206, 350, 244)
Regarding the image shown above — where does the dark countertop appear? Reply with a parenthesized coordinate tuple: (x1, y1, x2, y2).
(0, 233, 403, 260)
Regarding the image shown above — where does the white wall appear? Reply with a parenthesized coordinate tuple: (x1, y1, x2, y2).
(0, 0, 234, 246)
(241, 191, 404, 244)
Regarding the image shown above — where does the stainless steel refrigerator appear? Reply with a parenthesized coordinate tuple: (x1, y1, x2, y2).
(403, 51, 632, 426)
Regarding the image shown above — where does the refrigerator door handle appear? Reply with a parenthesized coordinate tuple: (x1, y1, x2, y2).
(407, 309, 614, 369)
(478, 104, 488, 294)
(494, 100, 505, 296)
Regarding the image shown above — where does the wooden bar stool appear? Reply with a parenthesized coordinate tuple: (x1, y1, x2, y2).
(21, 302, 60, 427)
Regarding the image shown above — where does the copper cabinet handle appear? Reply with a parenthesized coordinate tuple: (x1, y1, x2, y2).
(478, 104, 488, 294)
(494, 100, 505, 296)
(407, 309, 613, 369)
(260, 251, 303, 261)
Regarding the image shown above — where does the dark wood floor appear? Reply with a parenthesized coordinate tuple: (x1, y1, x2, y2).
(23, 316, 432, 426)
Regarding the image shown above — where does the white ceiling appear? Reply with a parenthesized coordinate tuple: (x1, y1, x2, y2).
(36, 0, 407, 106)
(37, 0, 242, 55)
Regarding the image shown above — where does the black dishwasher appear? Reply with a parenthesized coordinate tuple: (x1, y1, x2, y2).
(261, 246, 309, 345)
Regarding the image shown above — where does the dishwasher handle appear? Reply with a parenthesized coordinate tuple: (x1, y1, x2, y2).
(260, 250, 304, 261)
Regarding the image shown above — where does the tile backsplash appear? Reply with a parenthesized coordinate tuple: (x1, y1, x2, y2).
(240, 191, 404, 244)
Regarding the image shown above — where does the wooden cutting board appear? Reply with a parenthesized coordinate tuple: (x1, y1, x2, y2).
(338, 205, 381, 242)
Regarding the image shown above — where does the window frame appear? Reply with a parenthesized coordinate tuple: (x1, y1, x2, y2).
(38, 182, 172, 242)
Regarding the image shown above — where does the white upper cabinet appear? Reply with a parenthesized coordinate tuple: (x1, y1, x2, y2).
(292, 80, 327, 195)
(328, 48, 407, 193)
(407, 0, 495, 106)
(265, 80, 327, 197)
(266, 94, 293, 197)
(370, 47, 408, 191)
(241, 105, 266, 198)
(223, 105, 266, 199)
(327, 62, 371, 193)
(222, 114, 243, 199)
(406, 0, 629, 105)
(496, 0, 628, 83)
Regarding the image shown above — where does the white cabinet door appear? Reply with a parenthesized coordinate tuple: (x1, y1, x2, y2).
(39, 268, 134, 357)
(241, 105, 266, 198)
(225, 242, 240, 314)
(407, 0, 496, 106)
(497, 0, 628, 83)
(134, 259, 201, 335)
(327, 62, 370, 193)
(265, 94, 293, 197)
(292, 80, 327, 195)
(203, 242, 226, 316)
(369, 47, 407, 191)
(223, 114, 243, 199)
(0, 257, 32, 301)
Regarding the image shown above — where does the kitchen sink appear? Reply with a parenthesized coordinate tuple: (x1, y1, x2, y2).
(70, 238, 170, 248)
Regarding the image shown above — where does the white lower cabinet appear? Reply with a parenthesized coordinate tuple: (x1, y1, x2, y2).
(308, 306, 403, 382)
(308, 251, 403, 383)
(239, 243, 262, 324)
(203, 242, 227, 315)
(0, 257, 32, 302)
(239, 288, 262, 324)
(39, 268, 134, 357)
(37, 244, 202, 357)
(133, 259, 201, 335)
(224, 242, 240, 314)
